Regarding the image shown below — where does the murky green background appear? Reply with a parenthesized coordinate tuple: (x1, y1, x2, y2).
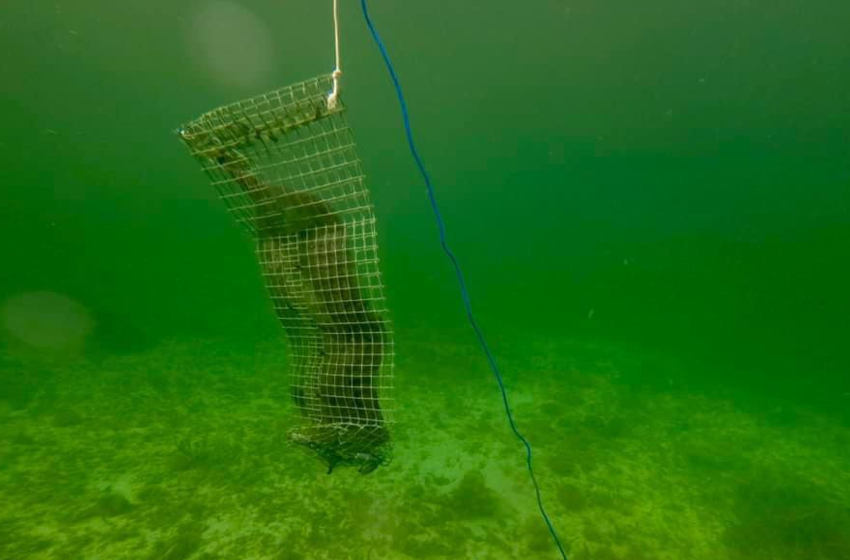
(1, 1, 848, 559)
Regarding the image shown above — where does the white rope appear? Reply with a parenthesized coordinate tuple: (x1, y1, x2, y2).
(327, 0, 342, 110)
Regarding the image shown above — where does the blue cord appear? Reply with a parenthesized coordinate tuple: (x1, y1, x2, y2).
(360, 2, 568, 559)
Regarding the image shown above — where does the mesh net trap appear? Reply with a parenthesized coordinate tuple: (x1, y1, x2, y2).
(177, 74, 394, 474)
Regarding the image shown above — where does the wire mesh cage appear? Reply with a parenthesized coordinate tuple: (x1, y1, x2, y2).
(178, 75, 394, 473)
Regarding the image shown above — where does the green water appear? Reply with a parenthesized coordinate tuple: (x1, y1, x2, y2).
(1, 1, 848, 559)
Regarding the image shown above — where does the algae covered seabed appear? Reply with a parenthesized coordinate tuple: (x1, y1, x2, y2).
(1, 332, 848, 560)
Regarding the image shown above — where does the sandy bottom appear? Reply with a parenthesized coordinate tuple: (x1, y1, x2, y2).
(1, 332, 848, 560)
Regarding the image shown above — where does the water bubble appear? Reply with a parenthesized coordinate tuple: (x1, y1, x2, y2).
(186, 1, 275, 91)
(1, 291, 94, 352)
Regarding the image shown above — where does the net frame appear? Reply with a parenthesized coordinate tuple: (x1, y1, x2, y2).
(178, 75, 394, 473)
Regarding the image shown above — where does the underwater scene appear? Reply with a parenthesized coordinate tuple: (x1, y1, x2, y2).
(1, 1, 848, 559)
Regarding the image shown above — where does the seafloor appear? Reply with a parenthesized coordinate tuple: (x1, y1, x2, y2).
(1, 331, 848, 560)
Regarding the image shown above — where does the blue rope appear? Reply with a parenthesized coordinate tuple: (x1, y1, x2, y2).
(360, 2, 568, 558)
